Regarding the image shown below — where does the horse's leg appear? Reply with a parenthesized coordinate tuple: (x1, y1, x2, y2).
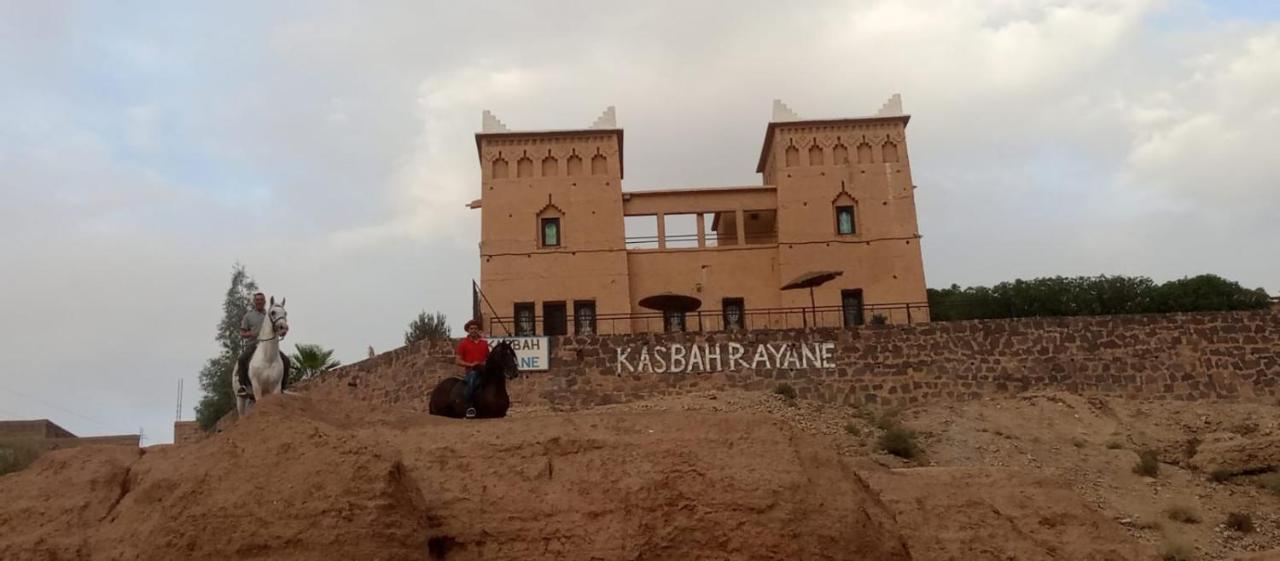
(251, 366, 264, 402)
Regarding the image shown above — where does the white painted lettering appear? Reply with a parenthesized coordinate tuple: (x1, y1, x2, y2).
(751, 344, 770, 370)
(669, 345, 687, 373)
(821, 342, 836, 368)
(801, 343, 820, 369)
(704, 343, 722, 372)
(688, 344, 705, 372)
(783, 344, 802, 369)
(728, 343, 746, 369)
(617, 348, 634, 373)
(767, 344, 787, 367)
(637, 347, 653, 373)
(652, 346, 668, 373)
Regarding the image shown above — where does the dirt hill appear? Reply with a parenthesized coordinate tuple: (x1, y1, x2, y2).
(0, 395, 908, 561)
(2, 388, 1278, 560)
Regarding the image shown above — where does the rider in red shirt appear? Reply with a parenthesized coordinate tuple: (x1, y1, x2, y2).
(455, 319, 489, 418)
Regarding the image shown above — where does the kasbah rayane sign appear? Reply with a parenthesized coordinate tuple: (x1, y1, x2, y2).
(616, 342, 837, 374)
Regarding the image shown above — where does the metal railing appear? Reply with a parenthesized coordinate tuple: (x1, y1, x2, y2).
(485, 302, 930, 336)
(624, 231, 779, 250)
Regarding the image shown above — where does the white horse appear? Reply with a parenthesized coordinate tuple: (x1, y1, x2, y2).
(234, 296, 289, 416)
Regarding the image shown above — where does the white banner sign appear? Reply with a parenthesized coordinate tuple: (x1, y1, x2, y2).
(489, 337, 550, 371)
(616, 342, 837, 374)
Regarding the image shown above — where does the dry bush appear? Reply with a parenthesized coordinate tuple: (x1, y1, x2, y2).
(1160, 541, 1194, 561)
(1224, 512, 1254, 533)
(1164, 503, 1202, 524)
(1133, 450, 1160, 477)
(878, 427, 921, 460)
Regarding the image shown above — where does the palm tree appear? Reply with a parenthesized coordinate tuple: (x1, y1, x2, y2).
(289, 343, 341, 384)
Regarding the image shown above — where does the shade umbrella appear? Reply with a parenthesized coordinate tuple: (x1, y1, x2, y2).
(637, 292, 702, 312)
(638, 293, 702, 332)
(781, 270, 844, 327)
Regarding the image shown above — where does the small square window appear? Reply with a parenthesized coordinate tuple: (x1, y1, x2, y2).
(541, 217, 561, 247)
(841, 289, 864, 327)
(514, 303, 536, 336)
(543, 301, 567, 336)
(663, 310, 686, 333)
(836, 206, 855, 235)
(574, 300, 597, 335)
(722, 298, 745, 330)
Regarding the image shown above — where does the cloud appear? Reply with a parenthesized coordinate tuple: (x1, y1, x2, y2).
(1122, 26, 1280, 212)
(330, 66, 550, 249)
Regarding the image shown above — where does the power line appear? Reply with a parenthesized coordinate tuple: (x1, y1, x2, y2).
(0, 384, 120, 433)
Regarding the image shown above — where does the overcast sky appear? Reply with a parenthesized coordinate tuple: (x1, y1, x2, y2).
(1, 1, 1276, 444)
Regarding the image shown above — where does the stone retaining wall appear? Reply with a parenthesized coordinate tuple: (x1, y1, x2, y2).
(299, 310, 1280, 411)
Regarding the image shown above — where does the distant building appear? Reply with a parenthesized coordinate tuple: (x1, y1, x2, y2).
(472, 96, 929, 335)
(0, 419, 140, 451)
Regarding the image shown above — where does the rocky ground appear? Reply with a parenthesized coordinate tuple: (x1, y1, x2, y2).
(1, 389, 1277, 560)
(569, 389, 1280, 560)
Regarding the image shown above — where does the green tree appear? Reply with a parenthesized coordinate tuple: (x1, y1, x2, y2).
(928, 274, 1270, 321)
(404, 311, 450, 345)
(288, 343, 341, 384)
(1151, 274, 1272, 313)
(195, 263, 258, 430)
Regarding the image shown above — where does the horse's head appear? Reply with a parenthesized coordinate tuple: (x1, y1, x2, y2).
(486, 341, 520, 380)
(268, 296, 289, 337)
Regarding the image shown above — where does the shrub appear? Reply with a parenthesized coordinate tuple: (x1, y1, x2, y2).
(1164, 503, 1201, 524)
(1184, 437, 1201, 460)
(874, 407, 903, 431)
(1160, 541, 1194, 561)
(1209, 469, 1232, 483)
(1133, 450, 1160, 477)
(1259, 473, 1280, 495)
(879, 427, 921, 460)
(844, 423, 861, 436)
(1224, 512, 1254, 533)
(869, 314, 888, 326)
(0, 439, 43, 476)
(773, 383, 797, 400)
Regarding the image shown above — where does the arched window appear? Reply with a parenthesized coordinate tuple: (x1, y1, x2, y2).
(785, 144, 800, 167)
(517, 156, 533, 178)
(832, 143, 849, 165)
(492, 157, 509, 179)
(542, 155, 558, 176)
(537, 203, 564, 248)
(808, 144, 824, 166)
(856, 142, 874, 164)
(567, 154, 583, 176)
(833, 193, 857, 236)
(882, 141, 900, 163)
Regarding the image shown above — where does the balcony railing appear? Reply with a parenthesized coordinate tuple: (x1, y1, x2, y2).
(485, 302, 930, 336)
(624, 231, 778, 250)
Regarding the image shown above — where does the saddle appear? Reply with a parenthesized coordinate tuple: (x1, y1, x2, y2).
(450, 372, 479, 403)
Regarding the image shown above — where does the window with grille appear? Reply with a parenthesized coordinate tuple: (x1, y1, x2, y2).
(574, 300, 597, 335)
(722, 298, 744, 330)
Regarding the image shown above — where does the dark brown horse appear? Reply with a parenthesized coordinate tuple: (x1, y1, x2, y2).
(428, 341, 520, 419)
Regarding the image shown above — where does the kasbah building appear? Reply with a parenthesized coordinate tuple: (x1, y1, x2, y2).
(472, 95, 929, 337)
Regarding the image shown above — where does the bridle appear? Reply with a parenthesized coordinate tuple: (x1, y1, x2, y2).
(258, 308, 289, 342)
